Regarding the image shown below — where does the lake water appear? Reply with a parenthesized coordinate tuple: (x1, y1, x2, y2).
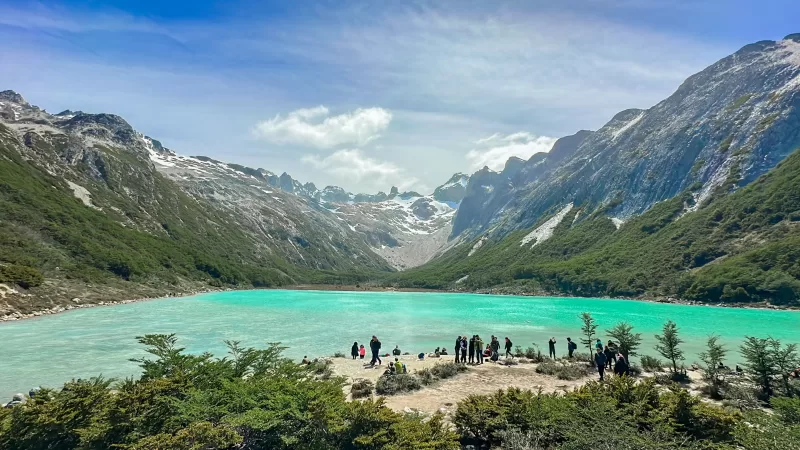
(1, 290, 798, 398)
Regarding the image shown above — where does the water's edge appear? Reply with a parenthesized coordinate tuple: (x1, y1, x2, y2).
(3, 283, 795, 324)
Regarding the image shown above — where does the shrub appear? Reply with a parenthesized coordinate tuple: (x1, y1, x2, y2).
(771, 396, 800, 425)
(332, 351, 346, 358)
(523, 345, 545, 362)
(535, 360, 589, 380)
(640, 355, 664, 372)
(0, 263, 44, 289)
(501, 358, 519, 366)
(721, 384, 762, 410)
(375, 373, 422, 395)
(350, 378, 374, 399)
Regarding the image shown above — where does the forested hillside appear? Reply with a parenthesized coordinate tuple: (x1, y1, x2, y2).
(393, 148, 800, 306)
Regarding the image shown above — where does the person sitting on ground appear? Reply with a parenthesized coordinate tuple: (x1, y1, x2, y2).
(434, 346, 440, 355)
(418, 352, 425, 360)
(394, 358, 403, 374)
(301, 356, 311, 365)
(439, 346, 448, 356)
(351, 342, 359, 360)
(614, 354, 629, 377)
(359, 344, 366, 359)
(393, 345, 402, 356)
(735, 364, 743, 374)
(484, 343, 492, 358)
(505, 337, 513, 358)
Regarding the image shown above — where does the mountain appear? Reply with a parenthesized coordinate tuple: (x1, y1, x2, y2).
(453, 35, 800, 239)
(0, 90, 471, 316)
(395, 34, 800, 306)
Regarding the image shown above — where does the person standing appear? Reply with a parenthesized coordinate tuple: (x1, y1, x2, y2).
(454, 336, 462, 363)
(504, 337, 513, 358)
(475, 335, 484, 364)
(604, 345, 614, 369)
(351, 341, 359, 360)
(614, 354, 629, 377)
(460, 336, 468, 363)
(359, 344, 366, 359)
(567, 337, 577, 358)
(369, 336, 382, 366)
(595, 348, 607, 381)
(468, 335, 476, 364)
(491, 336, 500, 357)
(548, 337, 557, 359)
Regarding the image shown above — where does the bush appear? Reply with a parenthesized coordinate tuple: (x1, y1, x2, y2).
(350, 378, 374, 399)
(535, 359, 589, 380)
(501, 358, 519, 366)
(523, 345, 545, 362)
(721, 384, 762, 410)
(375, 373, 422, 395)
(654, 371, 691, 385)
(640, 355, 665, 372)
(771, 396, 800, 425)
(332, 351, 346, 358)
(0, 263, 44, 289)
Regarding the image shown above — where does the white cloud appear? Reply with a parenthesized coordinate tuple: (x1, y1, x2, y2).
(254, 106, 392, 148)
(301, 149, 418, 192)
(467, 132, 557, 171)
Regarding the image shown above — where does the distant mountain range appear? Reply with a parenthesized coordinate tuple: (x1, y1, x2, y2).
(1, 33, 799, 316)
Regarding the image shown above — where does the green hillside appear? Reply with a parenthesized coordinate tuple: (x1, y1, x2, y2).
(392, 149, 800, 306)
(0, 124, 375, 314)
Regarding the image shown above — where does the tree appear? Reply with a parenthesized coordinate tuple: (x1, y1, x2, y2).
(768, 338, 799, 397)
(699, 335, 727, 398)
(740, 336, 777, 397)
(606, 322, 642, 361)
(579, 312, 598, 365)
(655, 320, 685, 373)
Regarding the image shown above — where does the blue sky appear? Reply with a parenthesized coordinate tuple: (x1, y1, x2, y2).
(1, 0, 798, 193)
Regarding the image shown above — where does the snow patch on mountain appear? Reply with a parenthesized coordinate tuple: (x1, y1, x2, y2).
(612, 111, 645, 140)
(521, 203, 574, 247)
(611, 217, 625, 229)
(468, 235, 488, 257)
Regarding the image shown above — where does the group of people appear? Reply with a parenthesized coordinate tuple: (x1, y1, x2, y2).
(349, 335, 387, 367)
(452, 335, 514, 364)
(592, 339, 629, 381)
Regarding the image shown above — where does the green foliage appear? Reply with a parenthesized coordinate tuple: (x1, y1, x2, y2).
(654, 320, 685, 373)
(578, 312, 597, 363)
(534, 360, 589, 380)
(375, 373, 422, 396)
(0, 263, 43, 288)
(0, 335, 457, 450)
(350, 378, 374, 399)
(606, 322, 642, 360)
(639, 355, 664, 372)
(699, 335, 728, 398)
(740, 336, 798, 399)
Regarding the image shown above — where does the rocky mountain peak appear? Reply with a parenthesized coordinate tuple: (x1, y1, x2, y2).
(0, 90, 28, 106)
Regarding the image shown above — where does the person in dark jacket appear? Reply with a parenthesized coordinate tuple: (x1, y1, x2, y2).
(548, 337, 557, 359)
(468, 335, 476, 364)
(460, 336, 468, 363)
(351, 342, 359, 360)
(604, 345, 614, 369)
(614, 354, 629, 377)
(594, 348, 607, 381)
(392, 345, 402, 356)
(504, 337, 513, 358)
(475, 335, 484, 364)
(567, 337, 577, 358)
(491, 336, 500, 357)
(607, 341, 618, 369)
(454, 336, 462, 363)
(369, 336, 382, 366)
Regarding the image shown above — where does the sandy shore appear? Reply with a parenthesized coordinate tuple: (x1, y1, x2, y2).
(328, 355, 591, 415)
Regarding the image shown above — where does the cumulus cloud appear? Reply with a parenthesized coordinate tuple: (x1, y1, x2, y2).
(254, 106, 392, 148)
(467, 132, 557, 171)
(301, 149, 418, 192)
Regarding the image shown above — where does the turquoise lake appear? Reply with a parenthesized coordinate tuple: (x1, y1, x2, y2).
(1, 290, 798, 398)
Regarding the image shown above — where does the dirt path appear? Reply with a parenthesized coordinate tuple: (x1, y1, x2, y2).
(329, 355, 592, 415)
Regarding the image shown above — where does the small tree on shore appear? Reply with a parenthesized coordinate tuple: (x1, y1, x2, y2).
(768, 338, 799, 397)
(740, 336, 777, 398)
(655, 320, 685, 373)
(579, 312, 598, 365)
(699, 335, 727, 398)
(606, 322, 641, 362)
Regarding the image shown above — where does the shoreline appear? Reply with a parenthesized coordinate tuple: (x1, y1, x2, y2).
(1, 283, 796, 323)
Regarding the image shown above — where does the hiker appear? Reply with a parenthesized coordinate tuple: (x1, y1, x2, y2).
(548, 337, 557, 359)
(567, 337, 577, 358)
(301, 356, 310, 365)
(607, 341, 618, 368)
(394, 358, 403, 374)
(454, 336, 462, 363)
(595, 348, 607, 381)
(468, 335, 476, 364)
(491, 336, 500, 356)
(595, 339, 603, 351)
(3, 393, 25, 409)
(351, 342, 359, 360)
(505, 337, 513, 358)
(359, 344, 366, 359)
(483, 343, 492, 357)
(418, 352, 426, 360)
(604, 345, 614, 369)
(393, 345, 402, 356)
(614, 354, 629, 377)
(369, 336, 382, 366)
(475, 335, 484, 364)
(460, 336, 468, 363)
